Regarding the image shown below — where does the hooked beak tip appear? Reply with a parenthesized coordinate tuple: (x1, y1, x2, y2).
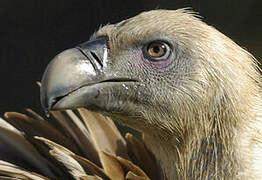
(40, 37, 109, 111)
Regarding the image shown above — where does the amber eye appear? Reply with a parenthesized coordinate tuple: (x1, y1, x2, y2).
(145, 41, 171, 61)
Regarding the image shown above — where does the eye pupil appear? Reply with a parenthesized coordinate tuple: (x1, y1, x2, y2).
(153, 46, 160, 53)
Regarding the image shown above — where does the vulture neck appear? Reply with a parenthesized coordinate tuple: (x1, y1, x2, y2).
(143, 101, 262, 180)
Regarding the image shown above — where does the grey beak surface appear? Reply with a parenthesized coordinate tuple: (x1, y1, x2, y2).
(40, 37, 108, 111)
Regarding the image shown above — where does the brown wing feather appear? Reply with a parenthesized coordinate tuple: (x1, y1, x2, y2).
(78, 109, 130, 160)
(0, 108, 157, 179)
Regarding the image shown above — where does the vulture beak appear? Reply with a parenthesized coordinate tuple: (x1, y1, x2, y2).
(41, 37, 111, 111)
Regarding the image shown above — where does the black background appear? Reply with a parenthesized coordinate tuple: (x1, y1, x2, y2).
(1, 0, 262, 115)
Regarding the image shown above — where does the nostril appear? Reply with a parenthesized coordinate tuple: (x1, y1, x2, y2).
(76, 37, 108, 71)
(76, 47, 102, 71)
(90, 51, 103, 68)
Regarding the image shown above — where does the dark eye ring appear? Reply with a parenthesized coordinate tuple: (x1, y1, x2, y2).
(144, 41, 171, 61)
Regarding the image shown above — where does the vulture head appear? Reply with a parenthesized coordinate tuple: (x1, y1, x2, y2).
(41, 9, 262, 179)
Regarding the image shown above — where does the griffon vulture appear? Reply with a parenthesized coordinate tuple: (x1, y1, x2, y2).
(1, 9, 262, 180)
